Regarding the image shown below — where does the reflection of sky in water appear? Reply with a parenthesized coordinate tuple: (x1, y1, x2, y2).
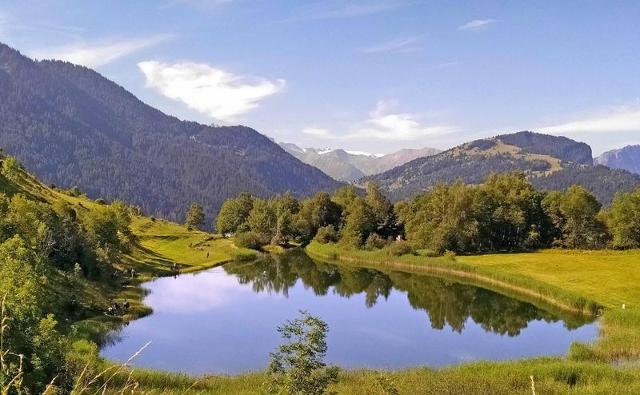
(143, 271, 279, 314)
(102, 265, 598, 375)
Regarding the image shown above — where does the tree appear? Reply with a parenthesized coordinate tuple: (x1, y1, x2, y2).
(364, 182, 397, 239)
(272, 194, 301, 245)
(216, 193, 254, 234)
(477, 173, 540, 250)
(295, 193, 342, 244)
(332, 185, 359, 208)
(400, 182, 479, 254)
(606, 188, 640, 249)
(1, 156, 22, 182)
(248, 199, 277, 244)
(264, 311, 339, 395)
(185, 203, 205, 230)
(542, 185, 608, 249)
(340, 197, 376, 247)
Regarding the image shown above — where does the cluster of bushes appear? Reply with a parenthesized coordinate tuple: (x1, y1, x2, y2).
(217, 172, 640, 254)
(0, 156, 134, 393)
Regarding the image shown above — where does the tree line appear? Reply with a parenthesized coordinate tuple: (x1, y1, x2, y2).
(215, 172, 640, 254)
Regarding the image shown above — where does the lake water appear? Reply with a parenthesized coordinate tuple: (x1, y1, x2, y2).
(101, 251, 598, 375)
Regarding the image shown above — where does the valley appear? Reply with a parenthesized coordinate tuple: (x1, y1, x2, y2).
(0, 6, 639, 392)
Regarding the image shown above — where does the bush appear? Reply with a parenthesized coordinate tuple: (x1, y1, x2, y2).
(95, 198, 106, 205)
(387, 240, 414, 257)
(234, 232, 263, 250)
(264, 311, 339, 395)
(365, 233, 388, 250)
(444, 250, 457, 261)
(314, 225, 338, 244)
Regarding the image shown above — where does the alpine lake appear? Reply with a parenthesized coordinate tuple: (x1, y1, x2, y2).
(102, 250, 597, 375)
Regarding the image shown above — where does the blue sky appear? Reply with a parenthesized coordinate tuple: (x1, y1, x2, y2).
(1, 0, 639, 154)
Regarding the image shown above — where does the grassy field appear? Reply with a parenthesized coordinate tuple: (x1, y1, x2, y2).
(460, 249, 640, 309)
(124, 216, 255, 277)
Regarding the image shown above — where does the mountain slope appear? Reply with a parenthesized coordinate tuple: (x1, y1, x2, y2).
(595, 145, 640, 175)
(365, 131, 640, 205)
(280, 143, 439, 181)
(0, 43, 341, 221)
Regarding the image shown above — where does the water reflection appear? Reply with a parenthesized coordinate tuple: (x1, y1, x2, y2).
(224, 250, 592, 336)
(101, 250, 598, 374)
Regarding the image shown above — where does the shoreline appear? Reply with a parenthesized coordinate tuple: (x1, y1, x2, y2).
(305, 242, 600, 317)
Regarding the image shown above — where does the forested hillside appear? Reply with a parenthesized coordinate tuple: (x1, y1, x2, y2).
(0, 43, 341, 222)
(365, 131, 640, 204)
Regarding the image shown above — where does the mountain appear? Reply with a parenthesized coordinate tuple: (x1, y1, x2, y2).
(365, 131, 640, 205)
(280, 143, 440, 181)
(595, 145, 640, 175)
(0, 43, 342, 221)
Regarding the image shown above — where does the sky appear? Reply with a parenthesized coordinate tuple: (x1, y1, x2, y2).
(0, 0, 639, 155)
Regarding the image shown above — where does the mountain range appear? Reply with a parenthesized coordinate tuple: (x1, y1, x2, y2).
(364, 131, 640, 205)
(0, 42, 342, 222)
(0, 41, 638, 220)
(596, 145, 640, 175)
(279, 143, 440, 182)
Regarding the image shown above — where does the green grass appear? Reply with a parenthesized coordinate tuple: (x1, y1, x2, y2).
(460, 249, 640, 309)
(99, 357, 640, 394)
(123, 217, 254, 277)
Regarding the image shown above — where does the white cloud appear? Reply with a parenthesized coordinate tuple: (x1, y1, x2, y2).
(30, 35, 173, 68)
(360, 36, 422, 54)
(543, 105, 640, 135)
(282, 0, 406, 22)
(303, 101, 455, 142)
(138, 60, 285, 122)
(357, 101, 455, 140)
(458, 19, 497, 31)
(302, 127, 331, 137)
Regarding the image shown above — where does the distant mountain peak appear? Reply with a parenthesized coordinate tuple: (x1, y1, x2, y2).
(596, 145, 640, 175)
(279, 142, 440, 181)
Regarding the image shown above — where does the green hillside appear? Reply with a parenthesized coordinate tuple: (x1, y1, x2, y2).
(366, 131, 640, 205)
(0, 154, 253, 393)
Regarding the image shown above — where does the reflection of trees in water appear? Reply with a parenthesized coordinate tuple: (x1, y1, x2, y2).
(223, 251, 589, 336)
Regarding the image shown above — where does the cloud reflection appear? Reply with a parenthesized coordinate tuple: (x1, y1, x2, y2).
(144, 269, 256, 313)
